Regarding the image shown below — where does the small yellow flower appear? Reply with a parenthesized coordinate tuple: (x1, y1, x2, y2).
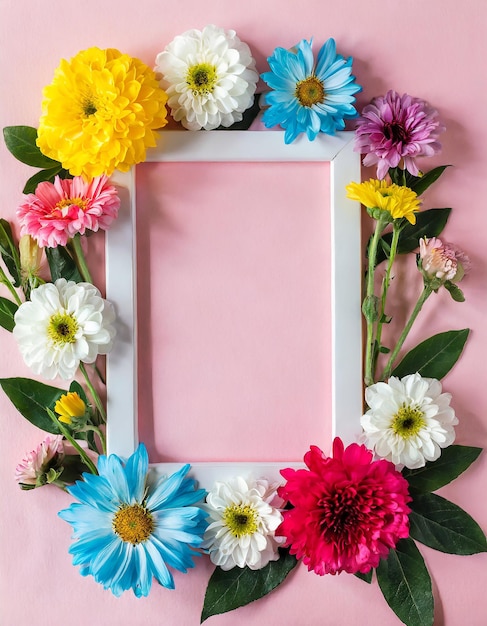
(55, 392, 86, 425)
(37, 47, 168, 178)
(346, 179, 421, 224)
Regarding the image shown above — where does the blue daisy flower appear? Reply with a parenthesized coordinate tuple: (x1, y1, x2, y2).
(261, 38, 362, 144)
(58, 443, 207, 597)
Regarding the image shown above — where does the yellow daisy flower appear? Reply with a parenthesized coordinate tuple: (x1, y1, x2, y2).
(55, 391, 86, 425)
(346, 179, 421, 224)
(37, 47, 168, 178)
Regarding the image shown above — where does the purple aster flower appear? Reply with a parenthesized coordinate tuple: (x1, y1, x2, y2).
(355, 90, 445, 179)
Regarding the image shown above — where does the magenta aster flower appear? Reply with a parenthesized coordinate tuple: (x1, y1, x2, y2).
(355, 90, 444, 179)
(17, 175, 120, 248)
(277, 438, 411, 575)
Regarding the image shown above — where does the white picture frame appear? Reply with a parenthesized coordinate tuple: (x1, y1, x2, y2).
(106, 130, 362, 488)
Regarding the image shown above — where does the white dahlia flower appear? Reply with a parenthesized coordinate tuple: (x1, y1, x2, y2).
(13, 278, 116, 380)
(155, 24, 259, 130)
(202, 476, 285, 570)
(361, 373, 458, 469)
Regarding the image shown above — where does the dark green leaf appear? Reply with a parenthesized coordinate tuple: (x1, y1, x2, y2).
(403, 445, 482, 492)
(443, 281, 465, 302)
(45, 246, 82, 283)
(391, 329, 469, 379)
(409, 492, 487, 555)
(3, 126, 60, 168)
(388, 166, 450, 196)
(23, 165, 63, 194)
(0, 219, 21, 286)
(201, 549, 298, 623)
(374, 208, 451, 266)
(0, 377, 66, 433)
(377, 538, 433, 626)
(354, 569, 373, 583)
(0, 297, 18, 332)
(409, 166, 451, 196)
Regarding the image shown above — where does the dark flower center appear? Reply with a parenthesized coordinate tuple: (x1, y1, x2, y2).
(82, 99, 98, 117)
(383, 122, 410, 144)
(223, 504, 258, 537)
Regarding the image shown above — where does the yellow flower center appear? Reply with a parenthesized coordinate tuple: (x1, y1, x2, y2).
(113, 504, 154, 544)
(392, 405, 426, 439)
(48, 312, 79, 345)
(186, 63, 217, 95)
(56, 197, 89, 212)
(223, 504, 258, 537)
(295, 76, 325, 107)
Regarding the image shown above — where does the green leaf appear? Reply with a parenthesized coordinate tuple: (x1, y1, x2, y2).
(0, 296, 18, 332)
(409, 492, 487, 555)
(354, 570, 373, 584)
(0, 377, 65, 433)
(0, 219, 21, 286)
(409, 166, 451, 196)
(388, 165, 450, 196)
(201, 549, 298, 623)
(391, 329, 469, 379)
(403, 445, 482, 492)
(375, 208, 451, 266)
(443, 281, 465, 302)
(3, 126, 60, 168)
(23, 165, 63, 194)
(45, 246, 82, 283)
(377, 538, 434, 626)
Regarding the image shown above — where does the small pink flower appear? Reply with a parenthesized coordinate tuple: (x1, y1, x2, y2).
(15, 435, 64, 486)
(17, 175, 120, 248)
(419, 237, 471, 282)
(355, 90, 444, 179)
(277, 438, 411, 575)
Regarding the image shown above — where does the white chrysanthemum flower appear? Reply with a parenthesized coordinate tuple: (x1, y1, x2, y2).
(202, 476, 285, 571)
(155, 24, 259, 130)
(361, 373, 458, 469)
(13, 278, 116, 380)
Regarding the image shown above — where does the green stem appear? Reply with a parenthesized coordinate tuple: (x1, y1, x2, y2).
(381, 285, 433, 381)
(80, 362, 107, 423)
(82, 425, 107, 455)
(47, 409, 98, 475)
(70, 234, 93, 283)
(364, 214, 389, 387)
(373, 221, 403, 380)
(0, 267, 22, 305)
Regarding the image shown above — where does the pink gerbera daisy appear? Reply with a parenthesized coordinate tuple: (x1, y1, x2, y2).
(15, 434, 64, 487)
(277, 438, 411, 575)
(17, 175, 120, 248)
(355, 90, 444, 179)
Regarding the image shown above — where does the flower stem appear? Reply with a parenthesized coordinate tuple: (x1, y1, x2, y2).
(0, 267, 22, 305)
(70, 234, 93, 283)
(80, 362, 107, 424)
(47, 409, 98, 475)
(82, 425, 107, 455)
(364, 214, 389, 387)
(380, 285, 433, 381)
(373, 221, 403, 380)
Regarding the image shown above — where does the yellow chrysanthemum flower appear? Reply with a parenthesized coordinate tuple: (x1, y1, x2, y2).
(346, 179, 421, 224)
(37, 47, 168, 178)
(55, 391, 86, 425)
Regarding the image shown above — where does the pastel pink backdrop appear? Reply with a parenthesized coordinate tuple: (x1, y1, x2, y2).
(0, 1, 486, 625)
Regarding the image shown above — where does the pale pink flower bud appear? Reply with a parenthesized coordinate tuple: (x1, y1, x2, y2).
(419, 237, 470, 283)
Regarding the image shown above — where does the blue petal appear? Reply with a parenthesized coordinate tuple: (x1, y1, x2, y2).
(144, 538, 175, 589)
(146, 464, 192, 511)
(316, 38, 337, 74)
(124, 444, 149, 503)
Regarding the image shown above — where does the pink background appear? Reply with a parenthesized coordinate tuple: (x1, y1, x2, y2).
(1, 1, 486, 625)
